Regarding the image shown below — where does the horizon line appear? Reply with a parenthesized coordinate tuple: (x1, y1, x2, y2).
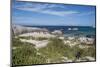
(13, 24, 95, 27)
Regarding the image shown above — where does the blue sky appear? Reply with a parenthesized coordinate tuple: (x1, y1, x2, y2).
(12, 0, 96, 26)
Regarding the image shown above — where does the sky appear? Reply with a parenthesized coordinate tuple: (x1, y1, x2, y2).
(12, 0, 96, 26)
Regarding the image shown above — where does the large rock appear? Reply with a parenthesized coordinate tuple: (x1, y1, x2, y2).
(51, 30, 63, 35)
(12, 24, 49, 35)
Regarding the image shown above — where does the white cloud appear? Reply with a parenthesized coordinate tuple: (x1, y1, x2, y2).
(14, 3, 79, 16)
(77, 11, 95, 16)
(41, 10, 79, 16)
(16, 7, 79, 16)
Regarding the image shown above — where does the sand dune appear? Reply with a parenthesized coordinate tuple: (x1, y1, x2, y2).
(20, 39, 49, 48)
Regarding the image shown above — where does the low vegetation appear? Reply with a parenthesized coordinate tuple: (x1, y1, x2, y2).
(12, 38, 47, 66)
(12, 36, 96, 66)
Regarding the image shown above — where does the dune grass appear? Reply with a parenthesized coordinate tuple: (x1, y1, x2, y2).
(12, 36, 96, 66)
(12, 38, 47, 66)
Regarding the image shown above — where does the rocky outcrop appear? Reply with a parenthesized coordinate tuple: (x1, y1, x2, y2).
(12, 24, 49, 35)
(51, 30, 63, 35)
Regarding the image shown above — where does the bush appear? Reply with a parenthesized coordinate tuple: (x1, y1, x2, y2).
(39, 38, 75, 62)
(12, 38, 46, 66)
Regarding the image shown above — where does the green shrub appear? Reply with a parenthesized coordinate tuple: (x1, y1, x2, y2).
(12, 38, 46, 66)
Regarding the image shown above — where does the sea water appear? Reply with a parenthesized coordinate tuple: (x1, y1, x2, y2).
(25, 26, 95, 37)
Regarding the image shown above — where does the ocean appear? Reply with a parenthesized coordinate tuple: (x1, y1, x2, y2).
(25, 26, 96, 37)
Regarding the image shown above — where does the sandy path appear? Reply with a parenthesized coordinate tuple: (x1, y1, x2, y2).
(20, 39, 49, 48)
